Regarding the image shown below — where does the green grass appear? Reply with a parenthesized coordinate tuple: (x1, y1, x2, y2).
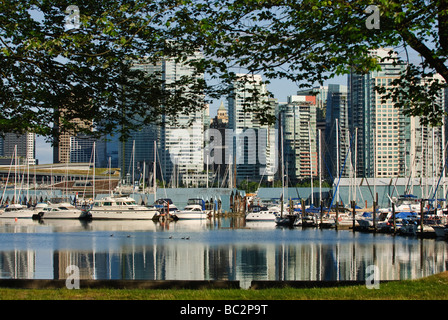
(1, 272, 448, 300)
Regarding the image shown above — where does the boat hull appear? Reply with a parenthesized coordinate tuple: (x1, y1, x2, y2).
(246, 213, 276, 221)
(89, 209, 158, 220)
(275, 214, 297, 227)
(175, 212, 209, 220)
(0, 210, 35, 219)
(433, 225, 447, 238)
(41, 210, 90, 220)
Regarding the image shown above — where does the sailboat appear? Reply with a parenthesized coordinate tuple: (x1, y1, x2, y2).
(0, 146, 49, 219)
(82, 142, 159, 220)
(275, 126, 297, 227)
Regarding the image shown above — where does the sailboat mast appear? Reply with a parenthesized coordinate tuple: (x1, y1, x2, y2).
(14, 145, 17, 203)
(142, 160, 146, 193)
(154, 140, 157, 202)
(335, 119, 339, 203)
(309, 123, 313, 206)
(318, 128, 322, 205)
(93, 142, 96, 202)
(132, 140, 135, 188)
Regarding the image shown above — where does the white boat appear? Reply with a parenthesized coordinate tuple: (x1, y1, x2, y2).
(175, 199, 209, 220)
(151, 198, 179, 220)
(175, 205, 209, 220)
(246, 205, 279, 221)
(379, 194, 421, 214)
(356, 211, 391, 229)
(89, 196, 159, 220)
(39, 202, 91, 220)
(0, 203, 49, 219)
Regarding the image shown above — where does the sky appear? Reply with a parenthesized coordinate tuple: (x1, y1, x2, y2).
(35, 75, 348, 164)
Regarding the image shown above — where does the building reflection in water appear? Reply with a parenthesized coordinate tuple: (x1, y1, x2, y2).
(0, 220, 447, 289)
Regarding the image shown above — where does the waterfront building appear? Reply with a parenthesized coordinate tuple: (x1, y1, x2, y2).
(53, 110, 98, 166)
(1, 132, 36, 165)
(209, 101, 230, 184)
(119, 52, 206, 187)
(277, 95, 317, 184)
(348, 48, 446, 191)
(159, 52, 206, 187)
(227, 74, 277, 183)
(348, 48, 407, 178)
(324, 84, 349, 179)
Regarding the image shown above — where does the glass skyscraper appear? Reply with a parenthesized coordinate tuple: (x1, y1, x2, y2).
(348, 48, 446, 182)
(119, 52, 206, 186)
(227, 74, 277, 183)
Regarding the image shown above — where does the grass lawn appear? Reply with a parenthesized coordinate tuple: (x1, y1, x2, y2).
(0, 272, 447, 300)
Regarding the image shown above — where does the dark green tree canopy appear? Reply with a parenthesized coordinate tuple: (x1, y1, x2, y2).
(1, 0, 447, 142)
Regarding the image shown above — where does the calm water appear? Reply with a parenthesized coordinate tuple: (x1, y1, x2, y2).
(0, 218, 447, 288)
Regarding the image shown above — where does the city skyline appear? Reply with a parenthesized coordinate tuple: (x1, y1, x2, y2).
(35, 75, 347, 165)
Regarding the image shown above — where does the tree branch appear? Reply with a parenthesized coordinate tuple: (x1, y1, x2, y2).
(399, 27, 448, 82)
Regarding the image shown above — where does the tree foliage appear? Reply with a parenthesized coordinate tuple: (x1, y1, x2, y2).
(1, 0, 447, 142)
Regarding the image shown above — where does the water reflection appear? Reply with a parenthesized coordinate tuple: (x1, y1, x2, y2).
(0, 218, 447, 288)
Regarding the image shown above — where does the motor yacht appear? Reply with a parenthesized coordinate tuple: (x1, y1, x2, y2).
(38, 202, 91, 220)
(175, 198, 209, 220)
(246, 205, 279, 221)
(0, 203, 49, 219)
(89, 196, 159, 220)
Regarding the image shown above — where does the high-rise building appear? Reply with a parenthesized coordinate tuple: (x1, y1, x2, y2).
(324, 84, 349, 179)
(118, 59, 161, 177)
(348, 48, 407, 178)
(119, 52, 206, 186)
(209, 102, 229, 182)
(159, 53, 206, 187)
(277, 95, 317, 183)
(297, 86, 328, 121)
(1, 132, 36, 165)
(227, 74, 277, 183)
(53, 115, 96, 165)
(405, 74, 446, 193)
(348, 48, 446, 182)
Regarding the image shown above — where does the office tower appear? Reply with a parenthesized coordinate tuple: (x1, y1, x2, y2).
(97, 134, 119, 168)
(348, 48, 446, 181)
(1, 132, 36, 165)
(277, 95, 317, 183)
(227, 74, 277, 183)
(159, 52, 206, 187)
(348, 48, 408, 178)
(297, 86, 328, 121)
(119, 52, 206, 187)
(53, 115, 96, 165)
(69, 134, 96, 164)
(209, 102, 229, 182)
(405, 74, 446, 196)
(324, 84, 349, 179)
(119, 59, 161, 177)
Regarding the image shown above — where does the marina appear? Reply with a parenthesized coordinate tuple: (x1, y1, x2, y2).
(1, 159, 448, 289)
